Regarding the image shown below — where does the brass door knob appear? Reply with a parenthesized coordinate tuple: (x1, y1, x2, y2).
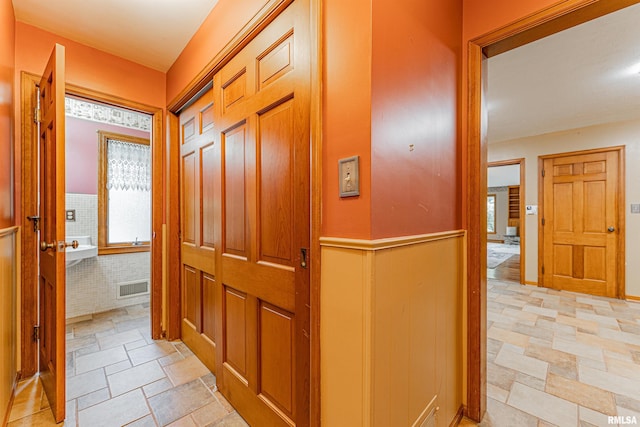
(66, 240, 80, 249)
(608, 226, 615, 233)
(40, 241, 56, 252)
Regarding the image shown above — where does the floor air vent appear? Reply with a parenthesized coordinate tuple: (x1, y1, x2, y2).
(117, 280, 150, 299)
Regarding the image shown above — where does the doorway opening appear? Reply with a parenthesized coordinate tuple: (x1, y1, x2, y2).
(487, 160, 524, 284)
(467, 0, 640, 422)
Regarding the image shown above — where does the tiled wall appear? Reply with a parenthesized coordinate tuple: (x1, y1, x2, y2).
(65, 193, 150, 319)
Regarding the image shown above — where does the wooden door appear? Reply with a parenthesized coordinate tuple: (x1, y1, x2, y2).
(38, 43, 66, 423)
(542, 149, 622, 297)
(214, 2, 310, 426)
(179, 88, 218, 372)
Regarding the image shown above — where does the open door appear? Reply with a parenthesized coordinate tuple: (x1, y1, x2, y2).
(38, 43, 66, 423)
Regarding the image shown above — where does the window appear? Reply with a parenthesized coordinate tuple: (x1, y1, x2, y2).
(98, 131, 151, 254)
(487, 194, 496, 234)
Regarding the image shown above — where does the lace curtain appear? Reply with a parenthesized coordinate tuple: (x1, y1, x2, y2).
(106, 139, 151, 191)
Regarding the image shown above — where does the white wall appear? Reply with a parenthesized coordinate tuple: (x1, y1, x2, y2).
(66, 193, 150, 319)
(489, 119, 640, 297)
(488, 187, 508, 241)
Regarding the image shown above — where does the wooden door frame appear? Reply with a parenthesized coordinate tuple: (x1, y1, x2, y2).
(487, 159, 525, 285)
(19, 72, 164, 377)
(537, 146, 625, 296)
(165, 0, 322, 424)
(466, 0, 640, 421)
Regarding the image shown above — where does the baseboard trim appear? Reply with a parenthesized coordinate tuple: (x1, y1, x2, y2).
(320, 230, 466, 251)
(625, 295, 640, 302)
(524, 280, 539, 286)
(2, 372, 20, 427)
(449, 404, 466, 427)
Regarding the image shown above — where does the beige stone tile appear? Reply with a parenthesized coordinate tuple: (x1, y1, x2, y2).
(578, 356, 607, 371)
(166, 415, 197, 427)
(143, 378, 174, 398)
(108, 360, 166, 397)
(495, 295, 528, 308)
(148, 380, 215, 426)
(481, 397, 538, 427)
(67, 368, 107, 400)
(77, 387, 111, 411)
(128, 341, 176, 366)
(482, 383, 505, 404)
(579, 406, 612, 427)
(191, 401, 228, 426)
(487, 361, 516, 391)
(605, 356, 640, 381)
(576, 310, 621, 330)
(579, 365, 640, 400)
(104, 359, 133, 376)
(556, 314, 599, 333)
(214, 391, 235, 414)
(488, 326, 530, 348)
(125, 339, 149, 351)
(159, 352, 185, 367)
(552, 337, 603, 362)
(507, 382, 578, 426)
(502, 307, 539, 325)
(495, 348, 548, 380)
(164, 355, 210, 387)
(75, 346, 128, 374)
(78, 388, 149, 427)
(545, 372, 616, 415)
(208, 412, 249, 427)
(576, 331, 631, 356)
(66, 399, 77, 427)
(522, 305, 558, 318)
(599, 327, 640, 347)
(125, 415, 157, 427)
(97, 329, 144, 350)
(615, 394, 640, 414)
(515, 373, 546, 391)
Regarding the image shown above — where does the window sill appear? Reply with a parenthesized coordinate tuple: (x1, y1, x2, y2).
(98, 245, 150, 255)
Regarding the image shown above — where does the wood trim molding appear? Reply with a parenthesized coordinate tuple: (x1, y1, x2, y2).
(449, 404, 465, 427)
(167, 0, 294, 112)
(320, 230, 466, 251)
(0, 226, 18, 238)
(626, 295, 640, 302)
(19, 72, 165, 379)
(2, 373, 20, 427)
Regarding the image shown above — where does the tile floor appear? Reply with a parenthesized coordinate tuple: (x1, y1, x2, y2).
(476, 278, 640, 427)
(7, 304, 248, 427)
(8, 284, 640, 426)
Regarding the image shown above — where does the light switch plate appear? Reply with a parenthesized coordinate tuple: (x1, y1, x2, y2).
(339, 156, 359, 197)
(631, 204, 640, 214)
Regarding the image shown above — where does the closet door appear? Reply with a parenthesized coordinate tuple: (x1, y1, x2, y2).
(213, 1, 311, 425)
(179, 87, 219, 372)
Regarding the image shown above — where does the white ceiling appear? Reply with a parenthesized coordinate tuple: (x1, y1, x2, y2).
(488, 164, 520, 187)
(487, 3, 640, 144)
(12, 0, 219, 72)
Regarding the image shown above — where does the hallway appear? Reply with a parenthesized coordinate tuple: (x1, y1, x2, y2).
(7, 304, 247, 426)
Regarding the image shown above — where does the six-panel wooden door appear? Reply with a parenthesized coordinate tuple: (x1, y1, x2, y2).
(542, 149, 621, 298)
(178, 1, 311, 425)
(179, 88, 218, 372)
(38, 43, 67, 423)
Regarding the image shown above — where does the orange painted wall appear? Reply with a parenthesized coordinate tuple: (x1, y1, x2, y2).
(0, 1, 15, 229)
(322, 0, 373, 239)
(370, 0, 462, 239)
(460, 0, 560, 224)
(166, 0, 269, 104)
(13, 22, 166, 224)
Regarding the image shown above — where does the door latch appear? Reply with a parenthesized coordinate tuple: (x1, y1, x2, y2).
(27, 215, 40, 232)
(300, 248, 308, 269)
(33, 325, 40, 341)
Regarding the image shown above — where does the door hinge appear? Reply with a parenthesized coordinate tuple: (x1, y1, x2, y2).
(34, 106, 41, 124)
(542, 218, 545, 226)
(542, 169, 545, 177)
(33, 325, 40, 341)
(541, 266, 545, 275)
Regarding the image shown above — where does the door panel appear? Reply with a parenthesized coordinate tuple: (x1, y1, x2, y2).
(214, 2, 310, 425)
(179, 89, 218, 372)
(542, 150, 620, 297)
(38, 43, 66, 423)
